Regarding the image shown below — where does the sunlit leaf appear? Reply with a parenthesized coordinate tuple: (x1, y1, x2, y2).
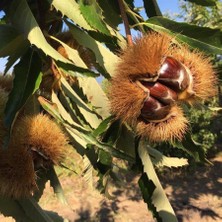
(68, 22, 119, 77)
(48, 166, 67, 205)
(4, 49, 42, 131)
(143, 17, 222, 54)
(138, 140, 178, 222)
(172, 132, 210, 163)
(78, 77, 110, 119)
(9, 0, 76, 65)
(61, 77, 101, 129)
(18, 198, 54, 222)
(92, 116, 114, 137)
(148, 147, 188, 168)
(48, 0, 92, 30)
(79, 0, 110, 35)
(97, 0, 122, 29)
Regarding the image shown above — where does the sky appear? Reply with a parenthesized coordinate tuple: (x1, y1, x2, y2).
(0, 0, 180, 73)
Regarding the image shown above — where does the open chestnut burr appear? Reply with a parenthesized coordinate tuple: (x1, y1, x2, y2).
(108, 32, 217, 142)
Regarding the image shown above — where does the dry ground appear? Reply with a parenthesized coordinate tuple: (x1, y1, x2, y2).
(1, 155, 222, 222)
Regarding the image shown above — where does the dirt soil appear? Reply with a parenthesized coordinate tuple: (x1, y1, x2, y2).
(1, 155, 222, 222)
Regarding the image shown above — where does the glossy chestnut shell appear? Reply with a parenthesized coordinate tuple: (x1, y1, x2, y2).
(139, 56, 192, 122)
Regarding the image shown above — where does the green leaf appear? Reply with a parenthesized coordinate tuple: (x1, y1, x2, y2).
(4, 39, 29, 74)
(98, 150, 112, 166)
(148, 147, 188, 168)
(82, 155, 94, 187)
(97, 0, 122, 29)
(38, 96, 89, 150)
(172, 132, 209, 163)
(92, 116, 114, 137)
(9, 0, 76, 66)
(0, 197, 32, 222)
(0, 25, 27, 57)
(185, 0, 217, 6)
(49, 35, 92, 70)
(33, 170, 49, 202)
(138, 140, 178, 222)
(39, 95, 133, 162)
(18, 198, 54, 222)
(79, 0, 110, 36)
(48, 0, 92, 30)
(143, 0, 162, 17)
(143, 17, 222, 54)
(0, 197, 64, 222)
(78, 77, 110, 119)
(61, 77, 101, 129)
(68, 22, 119, 77)
(4, 49, 42, 130)
(116, 123, 136, 158)
(48, 166, 68, 205)
(49, 34, 100, 77)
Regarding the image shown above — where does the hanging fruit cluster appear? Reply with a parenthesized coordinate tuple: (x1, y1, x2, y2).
(109, 32, 217, 142)
(0, 76, 68, 198)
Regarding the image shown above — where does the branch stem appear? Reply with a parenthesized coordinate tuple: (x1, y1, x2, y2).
(118, 0, 133, 46)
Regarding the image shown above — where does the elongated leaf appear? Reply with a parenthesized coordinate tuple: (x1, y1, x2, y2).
(92, 116, 114, 137)
(67, 123, 135, 162)
(185, 0, 216, 6)
(48, 166, 67, 205)
(143, 0, 162, 17)
(9, 0, 77, 65)
(172, 132, 209, 163)
(0, 197, 63, 222)
(116, 123, 136, 158)
(49, 35, 87, 69)
(44, 210, 66, 222)
(51, 91, 82, 128)
(4, 49, 42, 130)
(97, 0, 122, 29)
(33, 170, 49, 202)
(79, 0, 110, 36)
(39, 95, 133, 162)
(144, 17, 222, 54)
(38, 96, 89, 150)
(18, 198, 54, 222)
(68, 22, 119, 77)
(83, 155, 94, 187)
(61, 77, 101, 129)
(78, 77, 110, 119)
(0, 25, 27, 57)
(4, 39, 29, 74)
(48, 0, 92, 30)
(0, 197, 32, 222)
(138, 140, 178, 222)
(148, 147, 188, 168)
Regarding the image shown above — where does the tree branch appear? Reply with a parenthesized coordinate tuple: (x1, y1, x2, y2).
(118, 0, 133, 46)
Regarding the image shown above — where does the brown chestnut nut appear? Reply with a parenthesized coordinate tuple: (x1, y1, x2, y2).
(158, 57, 191, 92)
(140, 81, 178, 105)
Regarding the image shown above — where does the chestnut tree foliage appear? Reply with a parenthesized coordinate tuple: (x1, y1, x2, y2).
(0, 0, 221, 221)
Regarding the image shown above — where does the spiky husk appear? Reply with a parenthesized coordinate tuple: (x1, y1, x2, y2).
(11, 114, 68, 165)
(136, 105, 189, 142)
(0, 88, 8, 117)
(0, 75, 13, 92)
(0, 147, 37, 198)
(108, 32, 217, 142)
(108, 79, 146, 124)
(170, 46, 217, 102)
(116, 32, 172, 79)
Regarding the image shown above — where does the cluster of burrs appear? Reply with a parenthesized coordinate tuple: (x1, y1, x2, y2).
(0, 76, 68, 198)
